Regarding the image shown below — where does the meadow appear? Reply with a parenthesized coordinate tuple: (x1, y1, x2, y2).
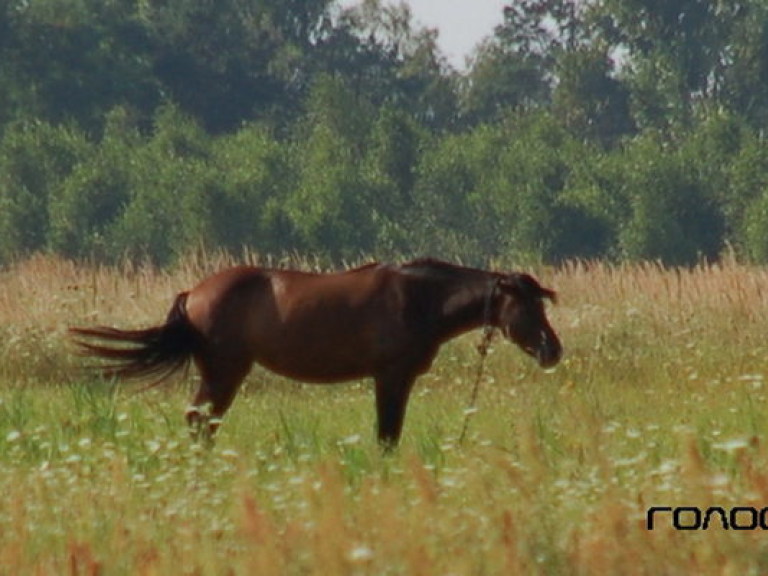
(1, 253, 768, 575)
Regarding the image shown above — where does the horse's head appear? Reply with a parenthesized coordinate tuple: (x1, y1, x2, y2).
(495, 273, 562, 368)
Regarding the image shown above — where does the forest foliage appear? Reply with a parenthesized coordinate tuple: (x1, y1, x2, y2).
(3, 0, 768, 266)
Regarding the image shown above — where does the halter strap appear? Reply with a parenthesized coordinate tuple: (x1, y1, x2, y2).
(478, 277, 500, 355)
(459, 278, 500, 445)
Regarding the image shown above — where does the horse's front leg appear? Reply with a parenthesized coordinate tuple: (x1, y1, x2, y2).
(373, 372, 417, 452)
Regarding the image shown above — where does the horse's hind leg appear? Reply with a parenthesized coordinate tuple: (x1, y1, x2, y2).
(185, 356, 252, 443)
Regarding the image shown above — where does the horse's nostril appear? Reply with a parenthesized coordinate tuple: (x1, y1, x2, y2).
(538, 352, 557, 368)
(537, 330, 563, 368)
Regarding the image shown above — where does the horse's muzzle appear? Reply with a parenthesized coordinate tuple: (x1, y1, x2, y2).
(537, 331, 563, 368)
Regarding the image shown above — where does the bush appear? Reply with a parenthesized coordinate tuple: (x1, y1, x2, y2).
(48, 109, 139, 260)
(209, 125, 295, 255)
(0, 121, 91, 263)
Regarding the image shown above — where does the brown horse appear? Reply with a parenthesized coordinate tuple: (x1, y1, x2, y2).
(70, 258, 562, 448)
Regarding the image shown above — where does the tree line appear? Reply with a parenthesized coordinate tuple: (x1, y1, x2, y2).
(3, 0, 768, 266)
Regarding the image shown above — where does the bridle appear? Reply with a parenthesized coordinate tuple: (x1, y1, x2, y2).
(458, 277, 500, 445)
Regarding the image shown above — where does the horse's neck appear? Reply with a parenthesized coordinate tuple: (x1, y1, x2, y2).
(430, 274, 495, 342)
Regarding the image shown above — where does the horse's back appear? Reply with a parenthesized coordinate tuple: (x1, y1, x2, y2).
(185, 263, 394, 321)
(272, 263, 395, 313)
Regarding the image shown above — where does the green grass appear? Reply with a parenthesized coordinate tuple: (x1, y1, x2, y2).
(1, 255, 768, 574)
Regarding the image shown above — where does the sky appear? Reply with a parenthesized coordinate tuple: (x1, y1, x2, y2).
(339, 0, 508, 70)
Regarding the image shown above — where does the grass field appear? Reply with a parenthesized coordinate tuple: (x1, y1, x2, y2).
(1, 253, 768, 574)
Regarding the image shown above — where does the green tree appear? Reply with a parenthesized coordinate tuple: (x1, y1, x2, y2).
(723, 128, 768, 261)
(720, 1, 768, 130)
(470, 113, 590, 262)
(141, 0, 334, 133)
(326, 0, 459, 130)
(741, 189, 768, 263)
(208, 125, 295, 255)
(360, 106, 426, 255)
(610, 135, 723, 263)
(410, 129, 491, 260)
(462, 0, 582, 124)
(48, 108, 140, 259)
(2, 0, 158, 133)
(0, 121, 90, 263)
(412, 113, 592, 262)
(109, 105, 213, 264)
(552, 45, 635, 148)
(564, 129, 727, 264)
(285, 76, 376, 258)
(590, 0, 743, 132)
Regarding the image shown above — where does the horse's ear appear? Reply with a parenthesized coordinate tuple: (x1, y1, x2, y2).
(500, 274, 557, 303)
(542, 287, 558, 304)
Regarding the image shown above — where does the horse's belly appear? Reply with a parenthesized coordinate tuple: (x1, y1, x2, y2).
(252, 334, 381, 384)
(246, 297, 401, 383)
(255, 350, 372, 384)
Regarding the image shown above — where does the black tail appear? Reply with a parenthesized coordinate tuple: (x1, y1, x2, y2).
(70, 292, 199, 385)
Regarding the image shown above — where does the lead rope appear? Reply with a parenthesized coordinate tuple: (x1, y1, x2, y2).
(458, 280, 498, 446)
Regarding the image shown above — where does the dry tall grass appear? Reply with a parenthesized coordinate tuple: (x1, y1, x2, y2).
(1, 254, 768, 574)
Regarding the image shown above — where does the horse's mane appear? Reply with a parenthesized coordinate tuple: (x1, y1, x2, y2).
(348, 258, 502, 283)
(347, 261, 382, 273)
(404, 257, 455, 270)
(399, 258, 493, 280)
